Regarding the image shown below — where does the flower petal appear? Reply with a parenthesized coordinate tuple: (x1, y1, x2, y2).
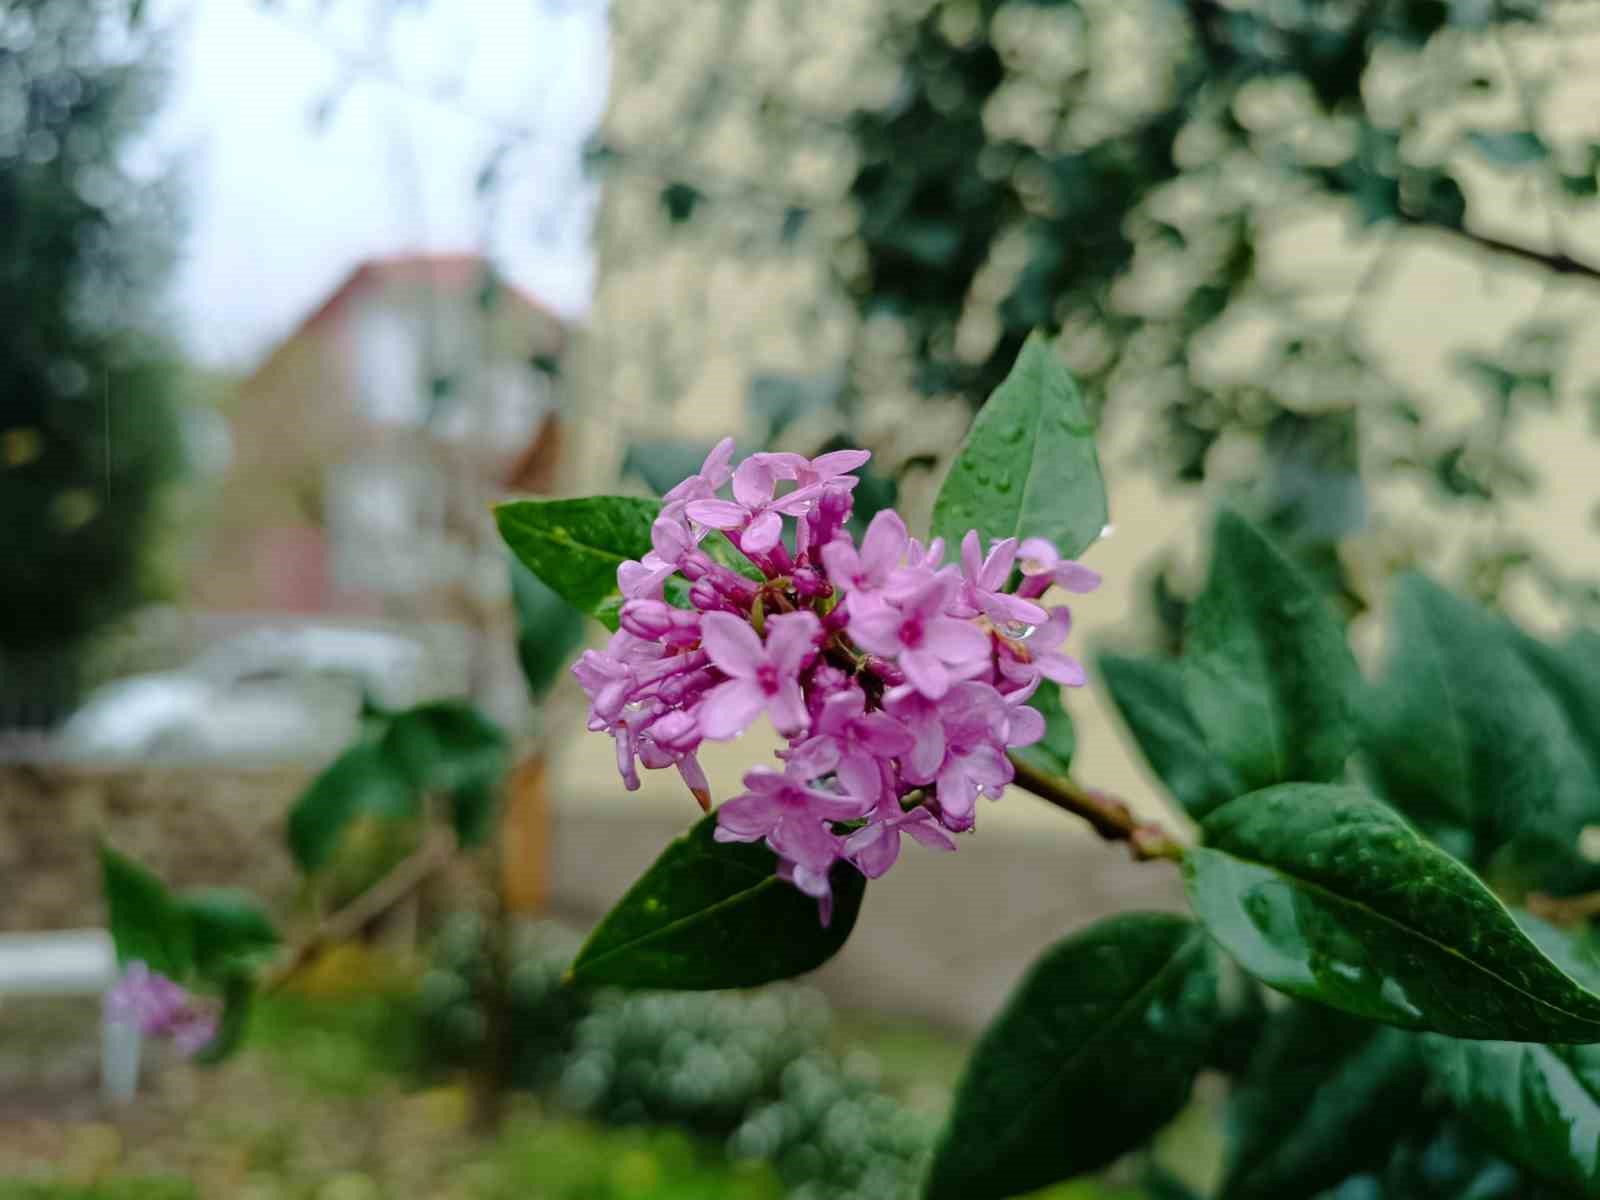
(699, 611, 764, 678)
(685, 498, 749, 529)
(697, 678, 767, 740)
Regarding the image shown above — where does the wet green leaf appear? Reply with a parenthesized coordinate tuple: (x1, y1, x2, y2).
(568, 814, 866, 989)
(1184, 784, 1600, 1040)
(1223, 1004, 1425, 1200)
(1364, 575, 1591, 880)
(925, 913, 1217, 1200)
(495, 496, 661, 631)
(1184, 510, 1358, 792)
(930, 331, 1108, 559)
(1099, 653, 1240, 819)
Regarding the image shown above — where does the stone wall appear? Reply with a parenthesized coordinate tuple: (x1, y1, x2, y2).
(0, 763, 313, 933)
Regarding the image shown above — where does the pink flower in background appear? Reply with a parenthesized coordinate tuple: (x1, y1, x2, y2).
(575, 440, 1096, 921)
(104, 962, 218, 1058)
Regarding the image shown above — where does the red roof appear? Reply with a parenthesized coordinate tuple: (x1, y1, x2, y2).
(259, 252, 567, 372)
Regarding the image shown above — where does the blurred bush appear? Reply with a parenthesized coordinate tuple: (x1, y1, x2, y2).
(417, 915, 937, 1200)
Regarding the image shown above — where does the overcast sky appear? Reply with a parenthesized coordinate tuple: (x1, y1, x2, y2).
(150, 0, 608, 369)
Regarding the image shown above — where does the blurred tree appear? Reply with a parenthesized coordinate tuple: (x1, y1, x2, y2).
(846, 0, 1600, 622)
(0, 0, 185, 722)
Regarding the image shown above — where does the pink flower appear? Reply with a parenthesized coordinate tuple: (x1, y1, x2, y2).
(958, 531, 1048, 627)
(930, 683, 1016, 830)
(713, 767, 861, 871)
(786, 685, 914, 804)
(846, 570, 989, 699)
(697, 610, 822, 739)
(686, 454, 830, 555)
(104, 963, 219, 1059)
(1017, 536, 1102, 599)
(998, 607, 1087, 688)
(844, 801, 957, 878)
(663, 437, 737, 509)
(820, 509, 908, 595)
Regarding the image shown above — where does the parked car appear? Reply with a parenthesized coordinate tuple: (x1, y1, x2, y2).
(55, 626, 434, 764)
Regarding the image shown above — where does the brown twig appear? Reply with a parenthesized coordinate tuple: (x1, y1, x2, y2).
(264, 830, 458, 992)
(1525, 889, 1600, 927)
(1008, 758, 1187, 863)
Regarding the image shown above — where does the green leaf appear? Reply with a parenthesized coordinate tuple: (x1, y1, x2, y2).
(930, 331, 1108, 559)
(1364, 575, 1591, 880)
(1099, 653, 1240, 820)
(1467, 130, 1547, 167)
(1429, 1036, 1600, 1198)
(1424, 915, 1600, 1198)
(924, 913, 1218, 1200)
(1223, 1004, 1425, 1200)
(508, 550, 586, 697)
(1007, 682, 1074, 779)
(1184, 784, 1600, 1040)
(568, 814, 866, 989)
(383, 700, 506, 794)
(100, 845, 192, 979)
(179, 889, 279, 982)
(450, 773, 499, 847)
(287, 740, 417, 872)
(382, 701, 507, 847)
(1184, 509, 1358, 792)
(191, 974, 254, 1065)
(495, 496, 660, 631)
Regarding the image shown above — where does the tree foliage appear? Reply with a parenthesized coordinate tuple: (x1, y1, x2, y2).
(0, 0, 185, 705)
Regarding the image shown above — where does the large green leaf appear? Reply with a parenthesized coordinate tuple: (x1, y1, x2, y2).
(568, 814, 866, 989)
(1426, 916, 1600, 1198)
(508, 550, 586, 697)
(1364, 575, 1593, 884)
(1184, 784, 1600, 1041)
(1184, 510, 1358, 792)
(1223, 1004, 1425, 1200)
(179, 888, 279, 982)
(100, 845, 192, 979)
(1007, 681, 1074, 780)
(930, 331, 1107, 559)
(495, 496, 660, 631)
(924, 913, 1217, 1200)
(1099, 653, 1240, 820)
(286, 739, 417, 871)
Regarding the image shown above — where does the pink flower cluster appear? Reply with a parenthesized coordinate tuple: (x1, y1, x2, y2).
(572, 440, 1099, 922)
(104, 962, 219, 1057)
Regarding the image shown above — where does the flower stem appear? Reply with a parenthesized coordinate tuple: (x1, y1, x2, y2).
(1008, 758, 1186, 863)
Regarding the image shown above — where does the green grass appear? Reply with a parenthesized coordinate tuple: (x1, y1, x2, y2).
(246, 990, 421, 1096)
(468, 1118, 785, 1200)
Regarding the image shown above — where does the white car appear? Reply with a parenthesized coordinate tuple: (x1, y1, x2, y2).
(56, 626, 436, 764)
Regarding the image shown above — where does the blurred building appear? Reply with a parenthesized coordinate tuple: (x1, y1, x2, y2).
(180, 253, 567, 728)
(195, 253, 566, 618)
